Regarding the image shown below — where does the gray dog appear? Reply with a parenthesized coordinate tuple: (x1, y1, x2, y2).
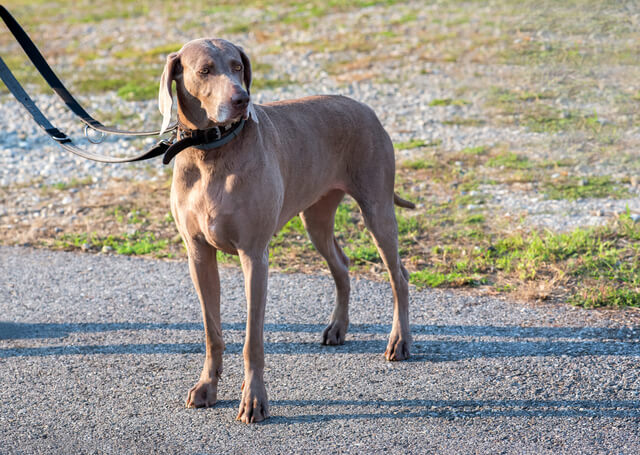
(159, 38, 414, 423)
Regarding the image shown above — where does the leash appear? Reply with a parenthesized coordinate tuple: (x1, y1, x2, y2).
(0, 5, 244, 164)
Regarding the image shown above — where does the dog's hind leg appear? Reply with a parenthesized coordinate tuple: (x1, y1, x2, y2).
(355, 194, 411, 361)
(300, 189, 351, 345)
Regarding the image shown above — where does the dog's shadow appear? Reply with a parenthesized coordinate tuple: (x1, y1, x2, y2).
(211, 397, 640, 422)
(2, 321, 640, 422)
(1, 321, 638, 362)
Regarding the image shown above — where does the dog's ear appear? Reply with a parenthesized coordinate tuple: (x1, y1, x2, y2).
(158, 52, 181, 135)
(237, 46, 252, 95)
(237, 46, 259, 123)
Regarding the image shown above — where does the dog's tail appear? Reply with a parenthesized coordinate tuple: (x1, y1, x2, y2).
(394, 193, 416, 209)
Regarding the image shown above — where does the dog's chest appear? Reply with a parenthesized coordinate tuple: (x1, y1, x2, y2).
(200, 176, 244, 254)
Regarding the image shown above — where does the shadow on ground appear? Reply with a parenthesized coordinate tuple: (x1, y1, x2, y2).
(1, 321, 638, 360)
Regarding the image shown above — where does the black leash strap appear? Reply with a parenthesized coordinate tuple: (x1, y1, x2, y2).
(0, 56, 70, 142)
(0, 4, 175, 136)
(0, 52, 175, 162)
(0, 52, 172, 162)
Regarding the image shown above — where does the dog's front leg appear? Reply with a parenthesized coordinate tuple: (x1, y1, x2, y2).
(184, 240, 224, 408)
(236, 248, 270, 423)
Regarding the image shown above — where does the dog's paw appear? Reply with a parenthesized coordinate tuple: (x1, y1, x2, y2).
(236, 380, 269, 423)
(185, 380, 218, 408)
(385, 333, 411, 361)
(321, 320, 348, 345)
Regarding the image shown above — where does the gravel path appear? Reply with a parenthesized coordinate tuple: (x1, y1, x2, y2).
(1, 246, 639, 454)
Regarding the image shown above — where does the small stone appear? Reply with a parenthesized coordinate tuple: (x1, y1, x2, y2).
(101, 245, 114, 253)
(81, 243, 91, 251)
(53, 227, 63, 233)
(591, 209, 605, 217)
(630, 214, 640, 223)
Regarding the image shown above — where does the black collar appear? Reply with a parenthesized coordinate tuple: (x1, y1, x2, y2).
(177, 120, 242, 142)
(161, 119, 245, 165)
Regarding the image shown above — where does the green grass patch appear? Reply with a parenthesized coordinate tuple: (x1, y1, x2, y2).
(113, 43, 182, 60)
(49, 177, 93, 191)
(544, 176, 630, 200)
(442, 117, 486, 127)
(461, 146, 488, 156)
(401, 158, 437, 170)
(408, 211, 640, 308)
(411, 270, 484, 287)
(429, 98, 470, 107)
(55, 231, 169, 257)
(524, 109, 602, 134)
(72, 64, 160, 100)
(345, 243, 379, 265)
(395, 139, 440, 150)
(486, 152, 531, 169)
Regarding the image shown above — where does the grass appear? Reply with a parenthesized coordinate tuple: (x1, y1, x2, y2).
(1, 158, 639, 309)
(544, 176, 631, 201)
(395, 139, 440, 150)
(55, 231, 170, 257)
(401, 159, 437, 170)
(461, 146, 488, 156)
(408, 212, 640, 308)
(49, 177, 93, 191)
(429, 98, 470, 107)
(486, 152, 531, 170)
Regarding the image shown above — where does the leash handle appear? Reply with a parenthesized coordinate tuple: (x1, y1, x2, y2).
(0, 5, 176, 137)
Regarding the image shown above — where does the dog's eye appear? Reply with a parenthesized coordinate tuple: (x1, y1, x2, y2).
(199, 68, 209, 75)
(232, 64, 243, 72)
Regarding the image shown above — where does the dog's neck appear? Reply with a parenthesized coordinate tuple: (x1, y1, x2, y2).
(176, 106, 212, 131)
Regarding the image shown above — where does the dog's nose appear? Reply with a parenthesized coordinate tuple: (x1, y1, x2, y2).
(231, 91, 250, 109)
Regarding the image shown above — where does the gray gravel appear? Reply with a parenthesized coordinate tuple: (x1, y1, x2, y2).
(1, 246, 639, 454)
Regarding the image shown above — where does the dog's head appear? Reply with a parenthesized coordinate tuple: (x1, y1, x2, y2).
(158, 38, 258, 135)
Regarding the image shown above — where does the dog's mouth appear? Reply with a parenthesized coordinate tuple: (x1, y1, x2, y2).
(208, 103, 246, 126)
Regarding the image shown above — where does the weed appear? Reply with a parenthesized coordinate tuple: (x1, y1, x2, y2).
(345, 243, 379, 265)
(570, 286, 640, 308)
(544, 176, 630, 200)
(410, 269, 484, 287)
(442, 118, 486, 127)
(49, 177, 93, 191)
(395, 139, 440, 150)
(429, 98, 470, 107)
(401, 159, 437, 170)
(461, 146, 488, 156)
(487, 152, 531, 169)
(56, 232, 168, 257)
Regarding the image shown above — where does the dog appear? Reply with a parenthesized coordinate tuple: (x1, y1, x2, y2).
(159, 38, 414, 423)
